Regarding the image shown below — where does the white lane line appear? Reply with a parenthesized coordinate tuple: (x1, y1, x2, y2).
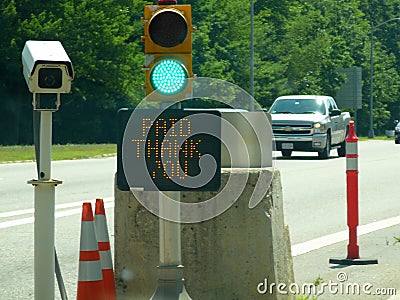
(0, 208, 34, 218)
(292, 215, 400, 257)
(0, 197, 113, 218)
(0, 198, 114, 229)
(0, 216, 34, 229)
(4, 198, 399, 255)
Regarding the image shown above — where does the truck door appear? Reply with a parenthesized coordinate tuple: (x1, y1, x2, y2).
(328, 98, 340, 144)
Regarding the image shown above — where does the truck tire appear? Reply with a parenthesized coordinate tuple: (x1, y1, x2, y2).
(337, 140, 346, 157)
(318, 133, 331, 159)
(281, 150, 292, 157)
(337, 126, 349, 157)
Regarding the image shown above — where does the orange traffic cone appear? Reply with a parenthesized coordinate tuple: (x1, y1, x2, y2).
(77, 202, 105, 300)
(95, 198, 116, 300)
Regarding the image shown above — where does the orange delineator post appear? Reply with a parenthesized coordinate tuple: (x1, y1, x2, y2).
(329, 121, 378, 265)
(77, 202, 105, 300)
(95, 198, 116, 300)
(345, 121, 360, 259)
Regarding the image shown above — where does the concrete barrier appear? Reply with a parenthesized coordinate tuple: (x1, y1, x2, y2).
(114, 168, 294, 299)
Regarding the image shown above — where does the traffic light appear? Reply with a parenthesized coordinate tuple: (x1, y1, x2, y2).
(142, 3, 193, 99)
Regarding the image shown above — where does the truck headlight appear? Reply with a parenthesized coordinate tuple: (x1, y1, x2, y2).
(313, 123, 327, 133)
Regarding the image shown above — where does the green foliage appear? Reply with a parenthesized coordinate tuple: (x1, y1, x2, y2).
(1, 0, 400, 144)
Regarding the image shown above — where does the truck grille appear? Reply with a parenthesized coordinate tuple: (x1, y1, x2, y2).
(272, 124, 312, 135)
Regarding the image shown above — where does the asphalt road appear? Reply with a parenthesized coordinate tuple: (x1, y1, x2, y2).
(0, 158, 115, 211)
(277, 140, 400, 245)
(0, 158, 116, 300)
(0, 140, 399, 299)
(276, 140, 400, 299)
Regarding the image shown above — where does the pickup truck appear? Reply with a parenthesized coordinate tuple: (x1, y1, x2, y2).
(268, 95, 350, 159)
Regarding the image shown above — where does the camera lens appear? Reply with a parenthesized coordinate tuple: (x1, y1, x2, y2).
(38, 68, 62, 89)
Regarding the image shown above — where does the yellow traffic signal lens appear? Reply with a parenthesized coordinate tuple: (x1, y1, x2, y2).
(150, 59, 188, 95)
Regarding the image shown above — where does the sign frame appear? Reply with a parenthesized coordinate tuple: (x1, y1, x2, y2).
(118, 108, 221, 192)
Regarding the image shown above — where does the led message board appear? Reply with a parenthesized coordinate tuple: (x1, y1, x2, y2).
(121, 109, 221, 191)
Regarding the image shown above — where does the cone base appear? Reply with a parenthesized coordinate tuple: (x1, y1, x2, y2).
(329, 257, 378, 265)
(77, 280, 106, 300)
(103, 269, 116, 300)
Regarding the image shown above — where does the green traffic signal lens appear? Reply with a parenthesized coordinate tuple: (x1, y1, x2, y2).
(150, 59, 188, 95)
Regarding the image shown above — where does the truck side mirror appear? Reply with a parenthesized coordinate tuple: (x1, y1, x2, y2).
(330, 109, 341, 117)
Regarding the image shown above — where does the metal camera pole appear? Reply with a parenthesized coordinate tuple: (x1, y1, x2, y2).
(28, 94, 62, 300)
(22, 40, 73, 300)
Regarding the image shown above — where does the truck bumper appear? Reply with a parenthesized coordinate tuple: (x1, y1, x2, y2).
(273, 133, 327, 152)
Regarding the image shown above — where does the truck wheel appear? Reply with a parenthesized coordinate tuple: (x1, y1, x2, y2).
(337, 140, 346, 157)
(396, 139, 400, 144)
(281, 150, 292, 157)
(318, 133, 331, 159)
(338, 126, 349, 157)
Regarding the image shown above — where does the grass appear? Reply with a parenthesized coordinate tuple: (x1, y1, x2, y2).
(358, 136, 394, 141)
(0, 144, 116, 163)
(295, 275, 323, 300)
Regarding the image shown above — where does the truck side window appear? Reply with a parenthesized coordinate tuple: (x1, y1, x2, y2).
(328, 99, 336, 112)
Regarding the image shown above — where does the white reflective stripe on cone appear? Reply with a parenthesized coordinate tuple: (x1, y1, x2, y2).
(99, 250, 113, 270)
(346, 157, 358, 171)
(346, 142, 358, 155)
(80, 221, 98, 251)
(78, 260, 103, 281)
(95, 215, 110, 242)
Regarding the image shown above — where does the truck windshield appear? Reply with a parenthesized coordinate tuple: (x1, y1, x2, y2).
(269, 99, 326, 115)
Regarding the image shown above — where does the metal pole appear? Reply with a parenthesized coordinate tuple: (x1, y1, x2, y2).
(368, 27, 375, 138)
(150, 102, 191, 299)
(150, 191, 191, 299)
(249, 0, 255, 111)
(39, 111, 52, 179)
(159, 192, 181, 265)
(28, 111, 61, 300)
(55, 249, 68, 300)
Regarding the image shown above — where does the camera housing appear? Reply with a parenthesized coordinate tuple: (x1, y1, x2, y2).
(22, 40, 74, 94)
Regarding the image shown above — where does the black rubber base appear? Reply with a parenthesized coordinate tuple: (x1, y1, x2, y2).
(329, 257, 378, 265)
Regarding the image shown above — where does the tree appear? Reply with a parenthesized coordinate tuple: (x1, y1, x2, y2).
(0, 0, 142, 144)
(2, 0, 400, 142)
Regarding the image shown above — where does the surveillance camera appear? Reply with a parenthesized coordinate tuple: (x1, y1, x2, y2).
(22, 40, 74, 94)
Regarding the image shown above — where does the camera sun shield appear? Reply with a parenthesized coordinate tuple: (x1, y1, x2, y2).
(22, 40, 74, 94)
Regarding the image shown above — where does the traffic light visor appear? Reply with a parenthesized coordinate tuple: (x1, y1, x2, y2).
(150, 59, 188, 95)
(149, 9, 188, 48)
